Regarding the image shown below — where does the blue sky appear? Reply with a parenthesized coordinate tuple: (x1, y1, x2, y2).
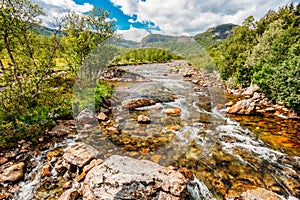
(34, 0, 299, 41)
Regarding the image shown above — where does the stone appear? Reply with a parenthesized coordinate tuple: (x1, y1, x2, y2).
(121, 98, 156, 109)
(0, 162, 25, 182)
(77, 159, 104, 182)
(165, 125, 181, 131)
(0, 157, 8, 165)
(137, 115, 151, 124)
(96, 112, 108, 121)
(55, 158, 71, 173)
(76, 108, 97, 124)
(41, 164, 51, 177)
(63, 142, 100, 167)
(242, 84, 259, 97)
(58, 189, 79, 200)
(164, 107, 182, 115)
(227, 99, 256, 115)
(83, 155, 187, 200)
(238, 188, 281, 200)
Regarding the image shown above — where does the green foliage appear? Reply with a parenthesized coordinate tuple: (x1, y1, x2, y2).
(72, 81, 113, 115)
(0, 0, 116, 150)
(212, 3, 300, 110)
(111, 48, 183, 65)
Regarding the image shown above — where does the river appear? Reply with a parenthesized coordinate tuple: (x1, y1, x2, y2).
(16, 63, 300, 199)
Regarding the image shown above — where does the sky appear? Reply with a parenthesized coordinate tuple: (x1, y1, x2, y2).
(33, 0, 299, 42)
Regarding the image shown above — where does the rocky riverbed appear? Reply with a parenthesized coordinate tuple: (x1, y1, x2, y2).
(0, 61, 299, 200)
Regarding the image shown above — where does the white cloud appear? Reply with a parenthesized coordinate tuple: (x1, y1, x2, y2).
(33, 0, 94, 24)
(117, 26, 151, 42)
(110, 0, 295, 36)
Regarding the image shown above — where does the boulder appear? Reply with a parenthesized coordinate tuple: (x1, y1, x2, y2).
(0, 162, 25, 182)
(76, 109, 97, 124)
(238, 188, 281, 200)
(96, 112, 108, 121)
(63, 142, 100, 167)
(121, 98, 156, 109)
(137, 115, 151, 124)
(242, 84, 259, 97)
(227, 99, 256, 115)
(83, 155, 187, 200)
(58, 189, 79, 200)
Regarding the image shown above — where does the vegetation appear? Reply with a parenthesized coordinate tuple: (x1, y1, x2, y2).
(210, 3, 300, 111)
(111, 48, 183, 65)
(0, 0, 116, 149)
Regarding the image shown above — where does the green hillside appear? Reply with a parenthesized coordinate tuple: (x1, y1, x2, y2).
(194, 23, 236, 48)
(111, 48, 183, 65)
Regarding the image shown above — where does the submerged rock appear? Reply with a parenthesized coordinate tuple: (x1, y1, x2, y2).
(236, 188, 281, 200)
(121, 98, 156, 109)
(58, 189, 79, 200)
(0, 162, 25, 183)
(137, 115, 151, 124)
(83, 155, 188, 200)
(63, 142, 100, 167)
(164, 107, 182, 115)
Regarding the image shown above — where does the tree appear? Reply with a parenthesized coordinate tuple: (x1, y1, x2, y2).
(61, 8, 116, 77)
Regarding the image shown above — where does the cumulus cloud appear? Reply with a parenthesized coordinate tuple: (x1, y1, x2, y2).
(117, 26, 150, 42)
(110, 0, 295, 36)
(33, 0, 94, 25)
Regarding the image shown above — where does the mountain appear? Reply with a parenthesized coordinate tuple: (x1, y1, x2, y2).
(115, 39, 139, 48)
(194, 23, 237, 48)
(139, 34, 195, 47)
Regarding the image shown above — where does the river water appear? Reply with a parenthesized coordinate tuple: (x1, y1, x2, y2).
(16, 63, 300, 199)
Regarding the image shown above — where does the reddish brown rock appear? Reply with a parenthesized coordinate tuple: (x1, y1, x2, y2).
(41, 164, 51, 177)
(121, 98, 155, 109)
(96, 112, 108, 121)
(164, 107, 182, 115)
(58, 189, 79, 200)
(227, 99, 256, 115)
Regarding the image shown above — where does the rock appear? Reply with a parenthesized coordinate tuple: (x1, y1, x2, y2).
(76, 108, 97, 124)
(62, 181, 73, 189)
(41, 164, 51, 177)
(0, 162, 25, 182)
(121, 98, 156, 109)
(237, 188, 281, 200)
(242, 84, 259, 97)
(48, 122, 74, 137)
(0, 157, 8, 165)
(166, 125, 181, 131)
(265, 107, 276, 113)
(287, 109, 300, 119)
(137, 115, 151, 124)
(63, 142, 100, 167)
(96, 112, 108, 121)
(55, 158, 71, 173)
(164, 107, 182, 115)
(227, 99, 256, 115)
(58, 189, 79, 200)
(77, 159, 104, 182)
(83, 155, 187, 200)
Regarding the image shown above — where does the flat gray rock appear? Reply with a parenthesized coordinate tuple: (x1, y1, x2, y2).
(83, 155, 187, 200)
